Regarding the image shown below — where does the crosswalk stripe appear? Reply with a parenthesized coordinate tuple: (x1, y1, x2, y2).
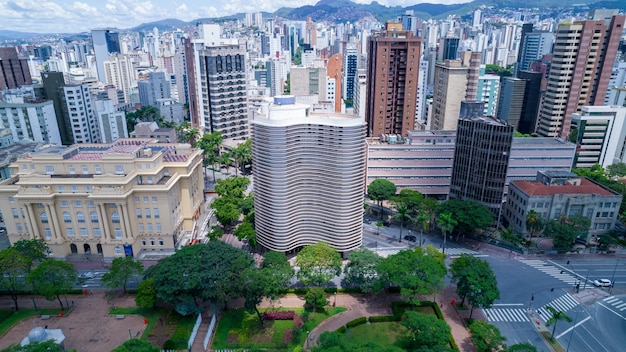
(517, 259, 578, 285)
(604, 297, 619, 303)
(483, 308, 528, 322)
(614, 302, 626, 309)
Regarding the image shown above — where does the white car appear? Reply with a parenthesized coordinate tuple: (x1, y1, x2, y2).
(79, 272, 95, 280)
(592, 279, 612, 287)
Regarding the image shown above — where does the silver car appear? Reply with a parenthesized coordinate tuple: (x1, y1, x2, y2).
(592, 279, 612, 287)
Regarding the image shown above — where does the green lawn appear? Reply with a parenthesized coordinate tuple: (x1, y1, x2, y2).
(213, 307, 346, 350)
(0, 308, 69, 336)
(347, 321, 403, 346)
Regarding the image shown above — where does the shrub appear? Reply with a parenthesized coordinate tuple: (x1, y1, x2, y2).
(293, 314, 304, 328)
(369, 315, 399, 323)
(262, 310, 295, 321)
(283, 329, 294, 343)
(162, 339, 176, 350)
(346, 317, 367, 328)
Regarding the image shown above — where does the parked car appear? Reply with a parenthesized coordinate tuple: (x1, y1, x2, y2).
(404, 235, 417, 242)
(592, 279, 612, 287)
(79, 272, 95, 280)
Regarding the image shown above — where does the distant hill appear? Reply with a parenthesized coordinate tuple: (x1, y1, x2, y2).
(0, 29, 46, 42)
(129, 18, 191, 32)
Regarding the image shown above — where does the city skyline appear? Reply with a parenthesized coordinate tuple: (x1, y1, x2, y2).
(0, 0, 473, 33)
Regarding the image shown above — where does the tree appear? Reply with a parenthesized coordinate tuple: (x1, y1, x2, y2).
(220, 152, 232, 174)
(304, 287, 327, 312)
(507, 342, 537, 352)
(144, 242, 254, 314)
(101, 257, 144, 293)
(135, 278, 157, 309)
(241, 194, 254, 215)
(1, 340, 68, 352)
(464, 259, 500, 319)
(0, 248, 28, 310)
(196, 131, 223, 180)
(295, 242, 342, 287)
(260, 251, 294, 301)
(469, 320, 507, 352)
(545, 215, 590, 252)
(401, 311, 452, 350)
(112, 338, 159, 352)
(544, 306, 573, 340)
(392, 189, 423, 216)
(606, 162, 626, 177)
(375, 221, 383, 235)
(314, 331, 405, 352)
(437, 212, 457, 255)
(207, 225, 224, 240)
(525, 209, 544, 241)
(181, 127, 200, 145)
(367, 179, 397, 221)
(231, 140, 252, 176)
(214, 202, 241, 232)
(391, 204, 411, 242)
(214, 177, 250, 199)
(242, 267, 269, 323)
(343, 248, 381, 293)
(377, 246, 446, 305)
(12, 238, 49, 272)
(26, 260, 76, 310)
(415, 211, 429, 248)
(234, 221, 256, 247)
(437, 199, 493, 237)
(125, 106, 161, 133)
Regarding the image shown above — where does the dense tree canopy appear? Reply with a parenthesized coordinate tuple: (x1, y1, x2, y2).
(260, 251, 294, 300)
(295, 242, 342, 287)
(574, 164, 626, 215)
(437, 199, 493, 235)
(12, 238, 49, 272)
(469, 320, 507, 352)
(26, 260, 76, 310)
(367, 179, 397, 220)
(135, 278, 157, 309)
(112, 339, 159, 352)
(401, 311, 453, 351)
(545, 215, 590, 251)
(101, 257, 144, 293)
(449, 255, 500, 319)
(314, 331, 405, 352)
(144, 241, 254, 314)
(0, 248, 28, 310)
(343, 248, 381, 293)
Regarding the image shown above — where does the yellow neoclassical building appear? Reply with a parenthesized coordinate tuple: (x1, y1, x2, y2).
(0, 138, 204, 260)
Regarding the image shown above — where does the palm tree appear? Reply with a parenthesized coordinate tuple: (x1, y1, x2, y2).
(176, 121, 191, 142)
(438, 212, 457, 255)
(231, 140, 252, 176)
(220, 152, 232, 175)
(183, 128, 200, 146)
(526, 209, 544, 243)
(376, 221, 383, 236)
(545, 306, 573, 340)
(392, 204, 411, 242)
(415, 211, 430, 248)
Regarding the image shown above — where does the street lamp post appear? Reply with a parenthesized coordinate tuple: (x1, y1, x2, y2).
(609, 256, 620, 294)
(334, 291, 337, 307)
(582, 242, 598, 290)
(306, 331, 310, 349)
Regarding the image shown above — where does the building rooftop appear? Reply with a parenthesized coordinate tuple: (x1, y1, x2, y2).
(511, 178, 617, 196)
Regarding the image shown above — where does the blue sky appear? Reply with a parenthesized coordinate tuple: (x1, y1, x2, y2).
(0, 0, 472, 33)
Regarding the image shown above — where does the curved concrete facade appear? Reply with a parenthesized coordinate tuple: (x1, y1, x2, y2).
(252, 96, 366, 253)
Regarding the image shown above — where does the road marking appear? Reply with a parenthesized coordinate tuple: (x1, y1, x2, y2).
(555, 316, 590, 339)
(604, 297, 619, 303)
(492, 303, 524, 306)
(597, 302, 626, 321)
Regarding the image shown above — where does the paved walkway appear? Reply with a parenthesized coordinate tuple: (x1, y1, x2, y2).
(0, 292, 143, 352)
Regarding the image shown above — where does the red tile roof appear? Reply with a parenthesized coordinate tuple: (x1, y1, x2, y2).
(511, 178, 616, 196)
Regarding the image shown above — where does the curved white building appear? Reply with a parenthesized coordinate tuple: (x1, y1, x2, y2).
(252, 96, 366, 253)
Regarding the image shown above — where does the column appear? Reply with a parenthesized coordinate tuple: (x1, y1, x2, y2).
(116, 204, 124, 240)
(97, 204, 111, 240)
(46, 204, 62, 240)
(120, 204, 132, 240)
(24, 204, 39, 239)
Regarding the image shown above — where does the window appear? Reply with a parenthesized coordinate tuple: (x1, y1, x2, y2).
(93, 228, 101, 237)
(134, 196, 139, 202)
(71, 185, 78, 192)
(40, 212, 49, 223)
(144, 197, 149, 203)
(111, 212, 120, 223)
(156, 223, 162, 232)
(152, 196, 157, 203)
(67, 228, 75, 237)
(16, 223, 23, 232)
(80, 228, 88, 237)
(9, 197, 14, 203)
(115, 165, 124, 175)
(142, 239, 147, 246)
(82, 165, 88, 174)
(114, 246, 122, 255)
(12, 208, 18, 218)
(85, 185, 92, 192)
(147, 223, 153, 232)
(150, 238, 155, 246)
(87, 201, 95, 208)
(145, 208, 151, 218)
(60, 201, 68, 208)
(136, 208, 142, 218)
(74, 200, 82, 207)
(139, 223, 145, 232)
(77, 212, 85, 223)
(158, 238, 164, 246)
(56, 185, 65, 192)
(90, 212, 98, 222)
(44, 228, 52, 240)
(153, 208, 159, 218)
(45, 166, 55, 175)
(63, 212, 71, 223)
(69, 166, 75, 174)
(95, 165, 102, 174)
(114, 228, 122, 239)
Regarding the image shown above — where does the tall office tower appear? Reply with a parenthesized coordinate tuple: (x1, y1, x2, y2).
(365, 22, 421, 136)
(439, 37, 460, 61)
(516, 70, 543, 134)
(138, 72, 170, 108)
(41, 71, 74, 145)
(343, 44, 358, 105)
(0, 47, 32, 91)
(103, 55, 135, 104)
(449, 116, 514, 219)
(517, 31, 554, 72)
(353, 69, 367, 119)
(197, 45, 248, 139)
(536, 14, 625, 139)
(571, 106, 626, 168)
(183, 38, 199, 127)
(497, 77, 526, 129)
(63, 83, 100, 144)
(91, 29, 120, 83)
(94, 99, 128, 143)
(431, 52, 481, 130)
(328, 53, 343, 112)
(401, 10, 418, 33)
(305, 17, 317, 47)
(516, 23, 534, 63)
(252, 96, 366, 254)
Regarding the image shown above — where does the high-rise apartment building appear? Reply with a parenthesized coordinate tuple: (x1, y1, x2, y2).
(92, 29, 120, 83)
(571, 106, 626, 168)
(343, 44, 358, 104)
(536, 14, 625, 139)
(366, 22, 421, 136)
(138, 72, 171, 108)
(449, 117, 514, 219)
(0, 47, 32, 91)
(94, 100, 128, 143)
(0, 139, 204, 260)
(327, 53, 343, 113)
(103, 55, 135, 105)
(63, 84, 100, 144)
(517, 31, 555, 72)
(252, 96, 366, 254)
(197, 45, 248, 139)
(0, 99, 61, 145)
